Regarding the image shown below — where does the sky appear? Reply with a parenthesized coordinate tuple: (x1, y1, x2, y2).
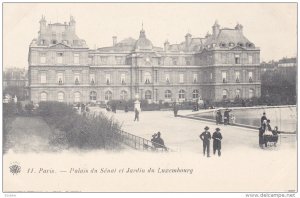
(3, 3, 297, 69)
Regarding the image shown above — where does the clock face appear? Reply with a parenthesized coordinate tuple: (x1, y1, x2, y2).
(145, 57, 150, 62)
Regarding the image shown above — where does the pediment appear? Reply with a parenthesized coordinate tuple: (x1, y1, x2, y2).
(49, 43, 71, 49)
(230, 46, 246, 51)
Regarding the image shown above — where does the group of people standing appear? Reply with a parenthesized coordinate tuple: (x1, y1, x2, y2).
(215, 108, 235, 125)
(199, 126, 223, 157)
(259, 112, 279, 148)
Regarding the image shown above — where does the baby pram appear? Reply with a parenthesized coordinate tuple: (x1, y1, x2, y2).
(259, 127, 279, 148)
(263, 132, 279, 147)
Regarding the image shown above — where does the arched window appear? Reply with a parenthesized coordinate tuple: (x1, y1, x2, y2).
(249, 89, 254, 98)
(145, 90, 152, 99)
(222, 89, 228, 99)
(57, 92, 64, 102)
(165, 90, 172, 99)
(235, 89, 241, 98)
(90, 91, 97, 101)
(144, 72, 151, 84)
(74, 92, 81, 103)
(192, 90, 199, 99)
(120, 90, 128, 100)
(179, 89, 185, 99)
(238, 42, 244, 47)
(105, 90, 112, 101)
(40, 92, 47, 102)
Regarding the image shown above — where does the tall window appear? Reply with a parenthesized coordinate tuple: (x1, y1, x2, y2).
(116, 56, 122, 65)
(193, 74, 198, 83)
(90, 74, 95, 84)
(57, 53, 63, 64)
(185, 57, 191, 65)
(74, 92, 81, 103)
(249, 89, 254, 98)
(248, 55, 253, 64)
(235, 89, 241, 98)
(90, 91, 97, 101)
(222, 72, 227, 83)
(40, 53, 46, 64)
(105, 91, 112, 101)
(172, 57, 178, 65)
(40, 73, 47, 84)
(249, 71, 253, 82)
(74, 54, 80, 65)
(235, 54, 240, 64)
(57, 92, 64, 102)
(144, 72, 151, 84)
(222, 90, 228, 99)
(106, 74, 111, 85)
(210, 72, 213, 80)
(40, 92, 47, 101)
(165, 90, 172, 99)
(145, 90, 152, 99)
(179, 89, 185, 99)
(165, 74, 170, 83)
(121, 74, 126, 84)
(74, 73, 80, 85)
(179, 74, 184, 83)
(57, 73, 64, 84)
(120, 90, 128, 100)
(101, 56, 107, 64)
(192, 90, 199, 99)
(235, 71, 240, 82)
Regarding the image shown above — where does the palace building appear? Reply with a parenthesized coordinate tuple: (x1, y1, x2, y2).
(28, 16, 261, 104)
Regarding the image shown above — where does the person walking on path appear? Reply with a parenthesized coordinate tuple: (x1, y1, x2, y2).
(212, 128, 223, 156)
(199, 126, 211, 157)
(134, 108, 140, 121)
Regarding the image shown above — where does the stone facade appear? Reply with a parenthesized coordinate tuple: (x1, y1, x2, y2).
(28, 17, 261, 104)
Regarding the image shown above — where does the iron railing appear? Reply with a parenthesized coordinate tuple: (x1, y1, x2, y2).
(112, 130, 172, 152)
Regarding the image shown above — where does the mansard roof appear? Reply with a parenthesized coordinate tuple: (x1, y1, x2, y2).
(203, 28, 255, 49)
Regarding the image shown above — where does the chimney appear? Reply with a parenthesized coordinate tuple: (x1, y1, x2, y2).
(113, 36, 117, 46)
(235, 23, 243, 33)
(212, 20, 220, 36)
(185, 33, 192, 48)
(164, 40, 170, 52)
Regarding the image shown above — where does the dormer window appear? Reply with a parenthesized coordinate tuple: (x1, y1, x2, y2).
(246, 43, 254, 48)
(220, 43, 226, 48)
(51, 40, 57, 44)
(73, 40, 79, 45)
(40, 40, 46, 45)
(238, 42, 244, 47)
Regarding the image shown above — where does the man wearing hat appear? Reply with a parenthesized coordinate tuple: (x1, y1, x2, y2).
(212, 128, 223, 156)
(199, 126, 212, 157)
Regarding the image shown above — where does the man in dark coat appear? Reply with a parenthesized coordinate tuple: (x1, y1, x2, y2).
(212, 128, 223, 156)
(134, 108, 139, 121)
(199, 126, 211, 157)
(223, 108, 232, 125)
(153, 132, 166, 150)
(173, 102, 179, 117)
(216, 110, 222, 125)
(261, 112, 267, 127)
